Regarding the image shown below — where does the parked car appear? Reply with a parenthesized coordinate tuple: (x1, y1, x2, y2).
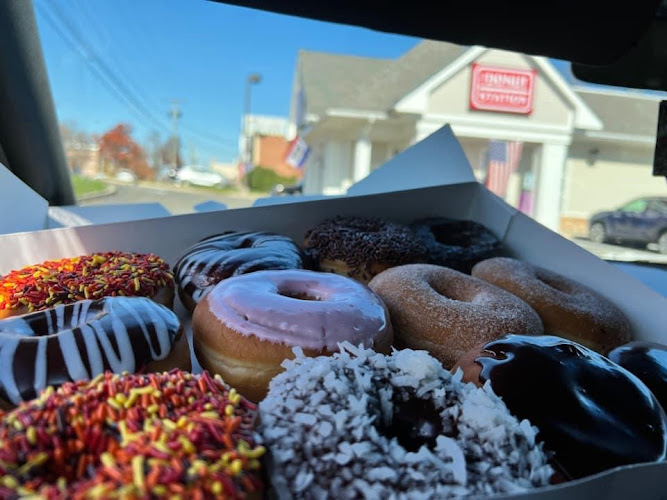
(175, 166, 226, 188)
(589, 197, 667, 254)
(114, 169, 137, 183)
(271, 183, 303, 196)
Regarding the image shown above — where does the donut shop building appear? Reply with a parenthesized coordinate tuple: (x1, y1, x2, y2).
(290, 41, 665, 235)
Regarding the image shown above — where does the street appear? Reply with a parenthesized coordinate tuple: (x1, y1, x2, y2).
(79, 181, 262, 214)
(572, 237, 667, 264)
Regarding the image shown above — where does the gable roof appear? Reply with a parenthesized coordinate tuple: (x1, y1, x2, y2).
(297, 51, 391, 116)
(575, 88, 661, 137)
(298, 40, 466, 115)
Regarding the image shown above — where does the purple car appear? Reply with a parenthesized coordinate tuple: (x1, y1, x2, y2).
(589, 197, 667, 254)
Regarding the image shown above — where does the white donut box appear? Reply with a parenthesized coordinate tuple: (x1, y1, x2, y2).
(0, 125, 666, 499)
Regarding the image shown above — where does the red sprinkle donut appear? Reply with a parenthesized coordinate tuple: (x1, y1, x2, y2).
(368, 263, 543, 368)
(0, 252, 174, 319)
(471, 257, 631, 353)
(0, 370, 265, 499)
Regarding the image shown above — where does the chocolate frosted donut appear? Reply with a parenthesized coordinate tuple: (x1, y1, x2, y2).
(608, 341, 667, 410)
(453, 334, 667, 480)
(174, 231, 308, 311)
(304, 216, 428, 283)
(411, 218, 503, 273)
(260, 343, 554, 498)
(0, 296, 182, 406)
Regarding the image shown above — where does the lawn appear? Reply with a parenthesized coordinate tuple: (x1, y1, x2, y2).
(72, 175, 108, 198)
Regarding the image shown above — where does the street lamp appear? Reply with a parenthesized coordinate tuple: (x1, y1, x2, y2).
(243, 73, 261, 185)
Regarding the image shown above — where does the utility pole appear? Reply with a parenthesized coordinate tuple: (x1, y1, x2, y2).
(243, 74, 261, 186)
(168, 100, 182, 168)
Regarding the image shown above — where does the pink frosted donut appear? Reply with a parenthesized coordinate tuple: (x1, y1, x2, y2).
(192, 269, 393, 401)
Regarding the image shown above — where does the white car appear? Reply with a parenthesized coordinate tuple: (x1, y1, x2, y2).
(114, 169, 137, 183)
(175, 166, 226, 188)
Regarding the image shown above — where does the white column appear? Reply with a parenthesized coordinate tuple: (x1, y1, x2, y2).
(353, 133, 372, 182)
(534, 142, 569, 232)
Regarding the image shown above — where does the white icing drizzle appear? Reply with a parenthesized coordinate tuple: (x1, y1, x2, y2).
(0, 297, 180, 404)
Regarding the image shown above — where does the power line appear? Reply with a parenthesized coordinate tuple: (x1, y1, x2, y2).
(44, 2, 171, 134)
(40, 2, 240, 157)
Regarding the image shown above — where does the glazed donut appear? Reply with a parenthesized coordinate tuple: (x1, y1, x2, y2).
(259, 343, 554, 498)
(0, 251, 174, 319)
(0, 370, 265, 499)
(303, 215, 427, 283)
(608, 341, 667, 410)
(471, 257, 631, 353)
(452, 334, 667, 480)
(192, 269, 393, 402)
(410, 217, 503, 273)
(368, 263, 543, 368)
(0, 296, 188, 407)
(174, 231, 308, 312)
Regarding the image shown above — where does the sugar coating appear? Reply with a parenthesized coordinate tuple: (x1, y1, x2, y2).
(259, 343, 554, 499)
(369, 264, 544, 367)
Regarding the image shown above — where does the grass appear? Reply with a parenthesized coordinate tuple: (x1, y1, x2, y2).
(72, 175, 108, 198)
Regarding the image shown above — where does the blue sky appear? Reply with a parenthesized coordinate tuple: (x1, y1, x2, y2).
(34, 1, 662, 168)
(33, 0, 420, 166)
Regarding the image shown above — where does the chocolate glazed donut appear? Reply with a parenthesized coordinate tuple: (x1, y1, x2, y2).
(0, 296, 182, 406)
(174, 231, 309, 312)
(608, 341, 667, 410)
(453, 334, 667, 480)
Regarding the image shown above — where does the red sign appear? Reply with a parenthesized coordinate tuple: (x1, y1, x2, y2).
(470, 64, 536, 114)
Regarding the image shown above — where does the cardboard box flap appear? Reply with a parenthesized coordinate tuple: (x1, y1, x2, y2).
(47, 203, 172, 229)
(347, 125, 476, 196)
(0, 162, 48, 234)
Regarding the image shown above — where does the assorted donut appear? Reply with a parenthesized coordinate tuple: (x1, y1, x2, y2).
(0, 212, 665, 498)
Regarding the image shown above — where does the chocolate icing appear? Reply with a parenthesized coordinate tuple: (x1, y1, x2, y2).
(304, 216, 428, 273)
(0, 297, 180, 405)
(411, 218, 503, 274)
(174, 231, 308, 309)
(608, 341, 667, 411)
(475, 334, 667, 480)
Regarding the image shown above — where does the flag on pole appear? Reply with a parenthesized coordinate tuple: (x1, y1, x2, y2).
(485, 140, 523, 197)
(285, 136, 310, 169)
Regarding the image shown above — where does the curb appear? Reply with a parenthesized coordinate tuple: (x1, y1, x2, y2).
(76, 185, 117, 202)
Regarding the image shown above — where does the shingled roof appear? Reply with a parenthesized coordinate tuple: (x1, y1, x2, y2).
(576, 88, 661, 137)
(298, 41, 663, 140)
(298, 40, 466, 115)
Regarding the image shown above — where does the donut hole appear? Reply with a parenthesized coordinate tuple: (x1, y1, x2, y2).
(536, 274, 574, 295)
(278, 289, 320, 301)
(427, 279, 473, 303)
(378, 395, 446, 452)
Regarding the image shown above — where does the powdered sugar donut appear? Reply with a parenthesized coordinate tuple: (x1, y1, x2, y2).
(471, 257, 631, 353)
(369, 264, 544, 369)
(259, 343, 554, 499)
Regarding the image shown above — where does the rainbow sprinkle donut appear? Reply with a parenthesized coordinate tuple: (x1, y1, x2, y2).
(0, 370, 265, 499)
(0, 252, 174, 318)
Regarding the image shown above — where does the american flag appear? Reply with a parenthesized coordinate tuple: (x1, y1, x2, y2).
(285, 136, 311, 169)
(485, 140, 523, 197)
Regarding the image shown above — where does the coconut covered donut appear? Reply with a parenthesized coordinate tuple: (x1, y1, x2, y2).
(259, 343, 554, 499)
(471, 257, 631, 353)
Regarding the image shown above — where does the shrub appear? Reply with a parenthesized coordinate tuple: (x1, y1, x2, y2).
(246, 166, 298, 192)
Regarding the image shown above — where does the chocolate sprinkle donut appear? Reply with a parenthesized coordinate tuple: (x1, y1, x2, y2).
(410, 218, 503, 274)
(304, 216, 428, 283)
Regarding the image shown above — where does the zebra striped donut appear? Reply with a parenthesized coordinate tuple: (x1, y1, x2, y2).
(0, 296, 182, 406)
(174, 231, 309, 312)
